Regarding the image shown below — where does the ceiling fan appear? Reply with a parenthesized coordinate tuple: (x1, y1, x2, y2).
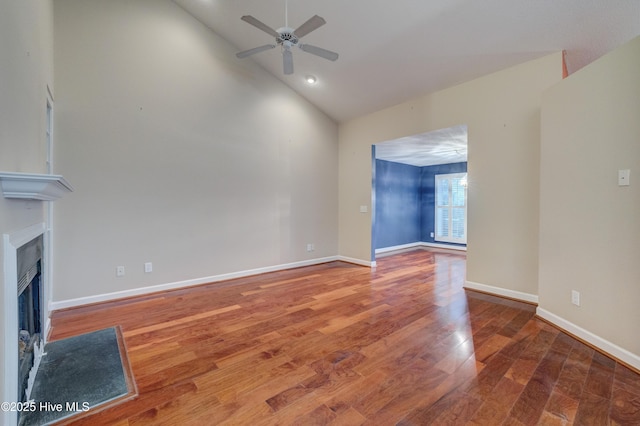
(235, 1, 339, 75)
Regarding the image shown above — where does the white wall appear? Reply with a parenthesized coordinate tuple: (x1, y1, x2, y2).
(52, 0, 338, 304)
(0, 0, 54, 410)
(339, 53, 563, 298)
(539, 36, 640, 365)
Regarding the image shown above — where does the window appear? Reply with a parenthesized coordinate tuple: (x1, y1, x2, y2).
(435, 172, 467, 244)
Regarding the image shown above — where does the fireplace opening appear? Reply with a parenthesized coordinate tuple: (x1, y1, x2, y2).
(16, 234, 44, 403)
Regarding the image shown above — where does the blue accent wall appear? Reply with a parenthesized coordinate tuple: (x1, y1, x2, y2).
(374, 160, 422, 249)
(374, 160, 467, 250)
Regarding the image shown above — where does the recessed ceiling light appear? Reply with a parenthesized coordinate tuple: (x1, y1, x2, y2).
(305, 75, 317, 84)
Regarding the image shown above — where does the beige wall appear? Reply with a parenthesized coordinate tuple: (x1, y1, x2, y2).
(339, 52, 563, 296)
(0, 0, 54, 407)
(53, 0, 338, 302)
(4, 0, 638, 407)
(539, 36, 640, 358)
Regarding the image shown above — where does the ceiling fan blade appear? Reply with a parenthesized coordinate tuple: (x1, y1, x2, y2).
(236, 44, 276, 58)
(240, 15, 279, 38)
(299, 44, 339, 61)
(283, 48, 294, 75)
(293, 15, 326, 38)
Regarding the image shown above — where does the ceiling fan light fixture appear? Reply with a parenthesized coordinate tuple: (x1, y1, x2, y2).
(305, 75, 317, 84)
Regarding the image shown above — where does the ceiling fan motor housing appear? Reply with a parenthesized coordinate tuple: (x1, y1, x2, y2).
(276, 28, 299, 47)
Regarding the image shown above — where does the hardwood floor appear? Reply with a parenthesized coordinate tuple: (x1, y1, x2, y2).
(49, 249, 640, 425)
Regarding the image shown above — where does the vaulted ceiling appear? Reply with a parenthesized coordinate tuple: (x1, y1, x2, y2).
(174, 0, 640, 124)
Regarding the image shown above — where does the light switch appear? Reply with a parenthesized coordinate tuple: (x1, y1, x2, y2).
(618, 169, 630, 186)
(359, 205, 368, 213)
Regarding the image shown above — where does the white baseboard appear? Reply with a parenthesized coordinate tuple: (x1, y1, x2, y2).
(422, 242, 467, 252)
(461, 282, 640, 369)
(375, 241, 467, 254)
(336, 255, 375, 267)
(464, 280, 539, 304)
(50, 256, 340, 311)
(536, 308, 640, 371)
(375, 242, 423, 254)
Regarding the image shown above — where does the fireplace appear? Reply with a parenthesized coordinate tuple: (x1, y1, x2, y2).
(1, 173, 72, 425)
(3, 222, 49, 426)
(17, 234, 44, 403)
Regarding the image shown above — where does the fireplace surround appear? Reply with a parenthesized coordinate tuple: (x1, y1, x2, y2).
(3, 223, 48, 425)
(17, 234, 44, 403)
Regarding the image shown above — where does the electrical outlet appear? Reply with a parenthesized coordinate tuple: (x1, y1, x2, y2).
(306, 243, 315, 252)
(144, 262, 153, 273)
(618, 169, 630, 186)
(116, 266, 125, 277)
(430, 232, 435, 238)
(571, 290, 580, 306)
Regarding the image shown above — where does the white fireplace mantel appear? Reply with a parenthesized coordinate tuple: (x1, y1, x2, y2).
(0, 172, 73, 201)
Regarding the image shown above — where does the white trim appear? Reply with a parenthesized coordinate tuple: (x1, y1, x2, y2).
(464, 280, 539, 304)
(44, 93, 55, 342)
(0, 172, 73, 201)
(51, 256, 340, 311)
(336, 255, 375, 267)
(536, 308, 640, 371)
(375, 241, 467, 254)
(5, 223, 46, 248)
(44, 317, 52, 341)
(43, 214, 53, 341)
(24, 339, 44, 401)
(421, 242, 467, 252)
(375, 242, 423, 254)
(3, 222, 46, 426)
(434, 172, 468, 244)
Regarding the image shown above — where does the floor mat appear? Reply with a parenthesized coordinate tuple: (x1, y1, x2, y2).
(19, 326, 136, 425)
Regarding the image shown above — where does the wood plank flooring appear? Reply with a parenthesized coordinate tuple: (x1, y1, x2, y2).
(49, 249, 640, 425)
